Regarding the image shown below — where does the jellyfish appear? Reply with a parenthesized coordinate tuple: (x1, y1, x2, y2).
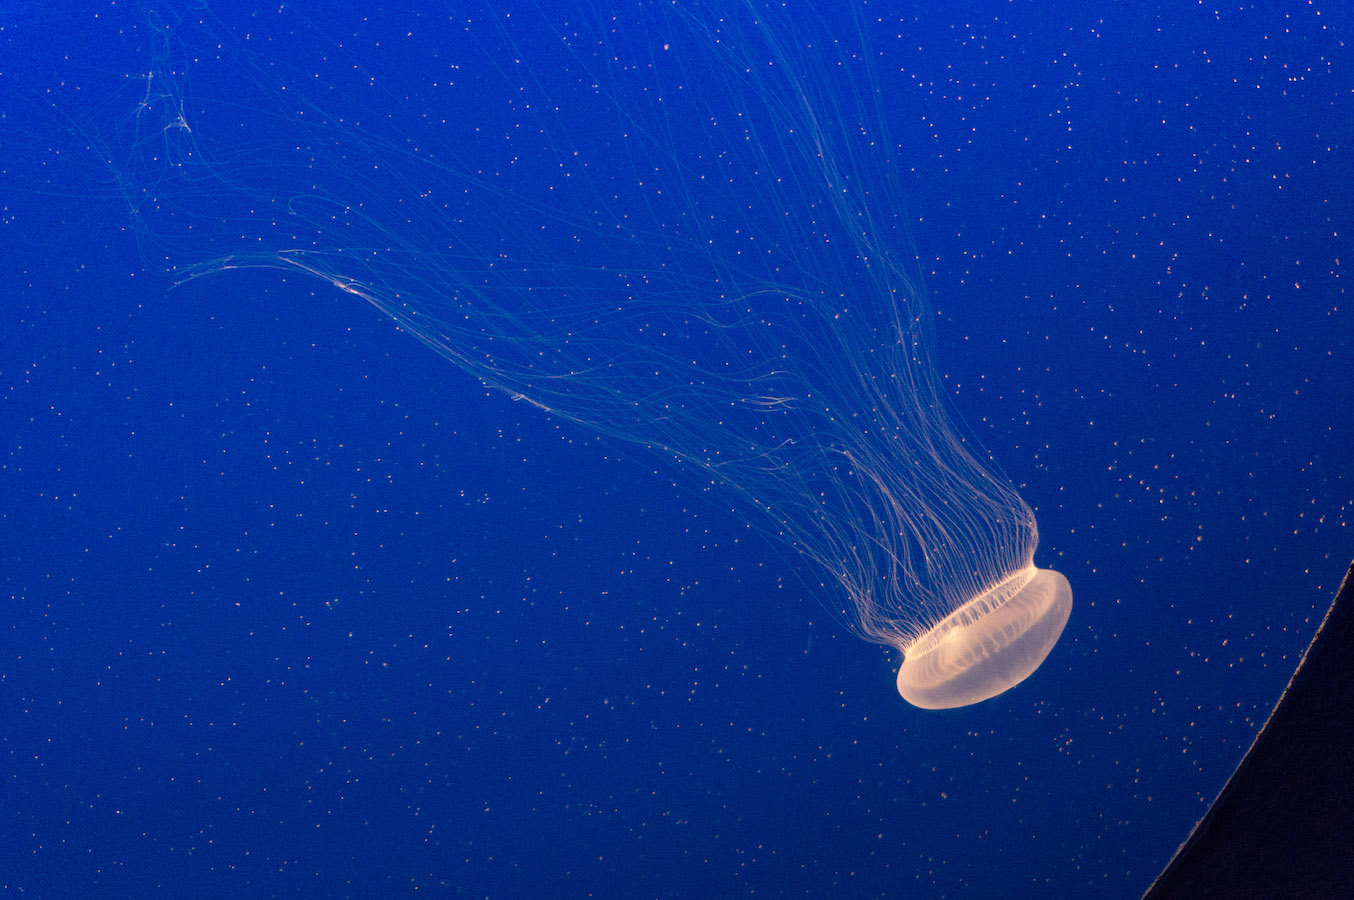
(125, 0, 1072, 708)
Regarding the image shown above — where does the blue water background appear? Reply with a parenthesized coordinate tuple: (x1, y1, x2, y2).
(3, 1, 1351, 896)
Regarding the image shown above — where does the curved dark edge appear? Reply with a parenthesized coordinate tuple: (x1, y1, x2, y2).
(1143, 558, 1354, 899)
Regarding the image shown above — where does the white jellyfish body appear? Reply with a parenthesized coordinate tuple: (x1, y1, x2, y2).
(897, 567, 1073, 709)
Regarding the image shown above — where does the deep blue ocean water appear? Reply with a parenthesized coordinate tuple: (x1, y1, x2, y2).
(3, 1, 1351, 896)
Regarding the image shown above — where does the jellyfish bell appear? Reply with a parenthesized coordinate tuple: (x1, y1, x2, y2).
(896, 566, 1073, 709)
